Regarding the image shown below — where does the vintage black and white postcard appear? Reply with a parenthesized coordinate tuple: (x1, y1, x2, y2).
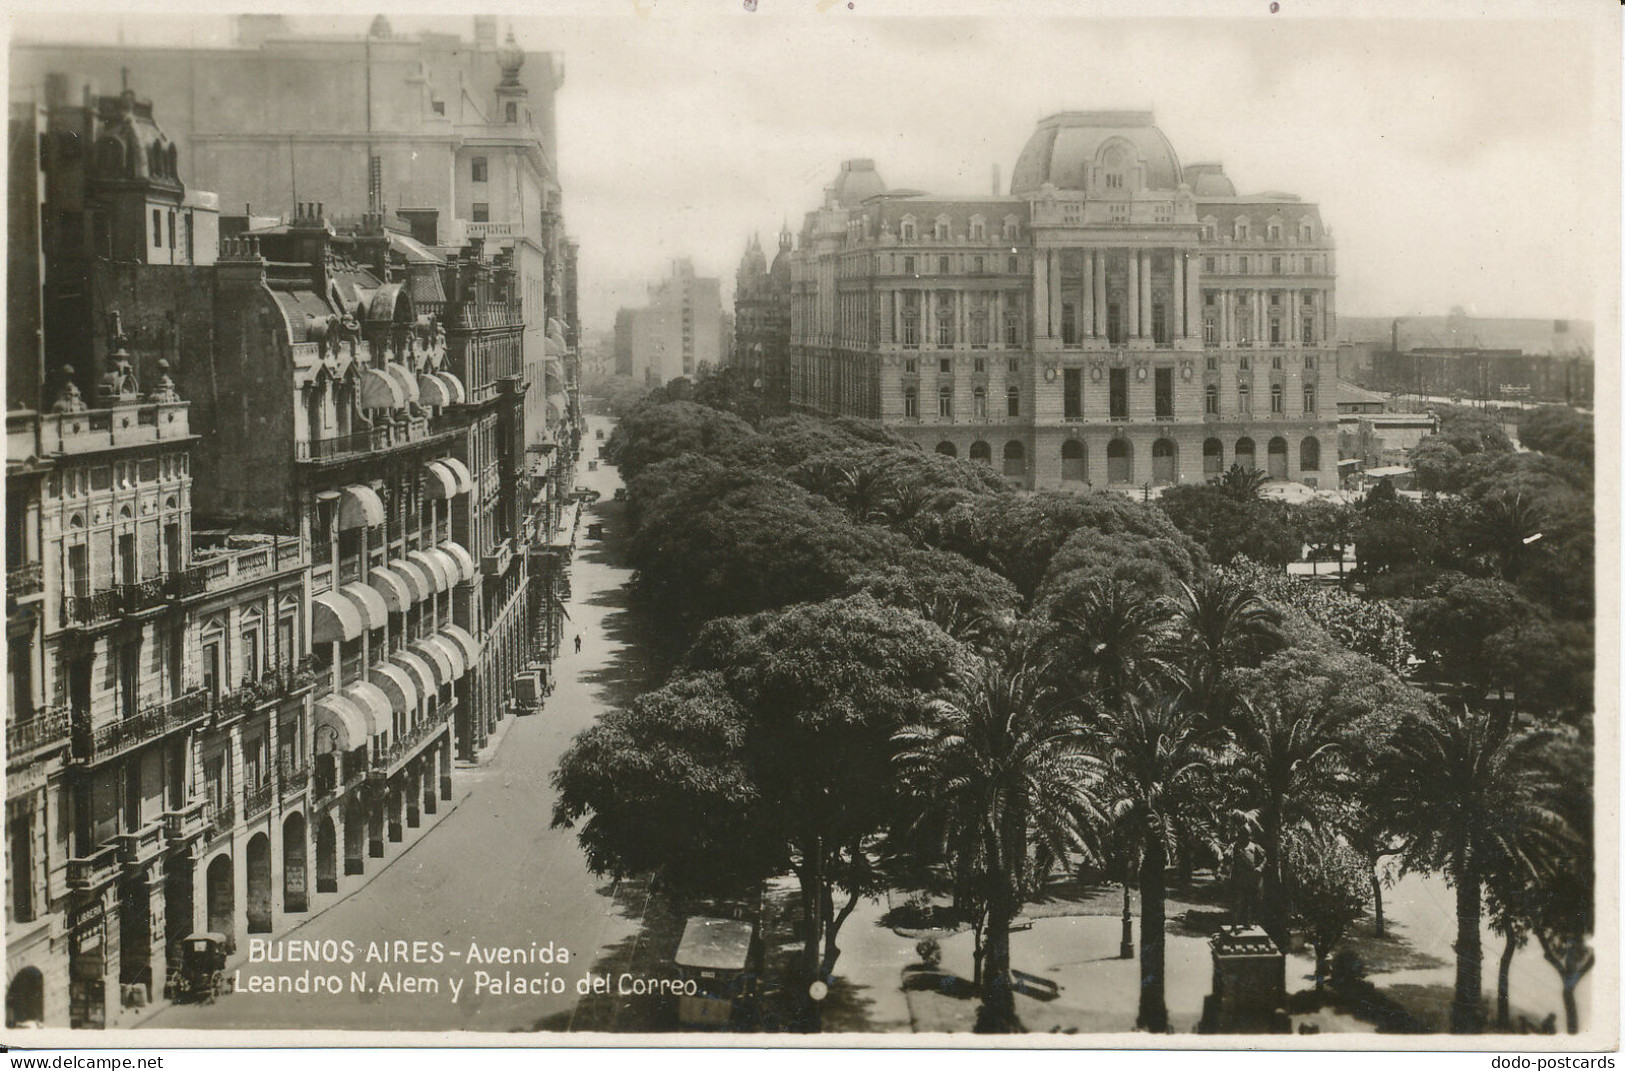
(2, 0, 1616, 1056)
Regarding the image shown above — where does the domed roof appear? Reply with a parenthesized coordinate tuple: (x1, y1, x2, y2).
(1009, 111, 1182, 196)
(1183, 163, 1236, 198)
(830, 159, 886, 208)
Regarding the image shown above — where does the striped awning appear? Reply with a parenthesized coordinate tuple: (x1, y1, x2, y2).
(409, 639, 455, 687)
(342, 681, 392, 737)
(383, 364, 420, 405)
(312, 590, 364, 643)
(423, 634, 465, 679)
(547, 392, 569, 422)
(391, 559, 434, 604)
(418, 374, 452, 408)
(366, 565, 414, 613)
(407, 549, 451, 593)
(439, 541, 477, 583)
(440, 624, 481, 668)
(422, 461, 458, 500)
(436, 371, 467, 405)
(428, 548, 462, 587)
(315, 693, 370, 753)
(371, 662, 420, 715)
(338, 582, 388, 631)
(439, 458, 475, 494)
(390, 650, 437, 700)
(337, 484, 385, 530)
(359, 367, 405, 409)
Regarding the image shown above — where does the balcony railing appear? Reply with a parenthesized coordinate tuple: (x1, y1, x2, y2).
(243, 780, 275, 820)
(162, 799, 208, 844)
(67, 843, 120, 890)
(63, 569, 208, 624)
(198, 538, 304, 592)
(7, 706, 70, 758)
(8, 562, 43, 599)
(204, 801, 235, 842)
(296, 416, 444, 463)
(279, 763, 310, 799)
(369, 711, 448, 776)
(214, 657, 322, 722)
(71, 687, 209, 766)
(116, 822, 165, 869)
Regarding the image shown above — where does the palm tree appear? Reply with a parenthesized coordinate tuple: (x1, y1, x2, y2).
(1222, 694, 1353, 946)
(1374, 700, 1578, 1033)
(1170, 574, 1283, 728)
(1091, 693, 1214, 1033)
(1045, 577, 1174, 711)
(1213, 462, 1270, 501)
(893, 650, 1104, 1033)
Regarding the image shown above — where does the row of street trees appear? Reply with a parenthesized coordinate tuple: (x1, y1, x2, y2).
(553, 373, 1594, 1034)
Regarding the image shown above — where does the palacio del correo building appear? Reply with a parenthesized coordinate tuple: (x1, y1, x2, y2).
(787, 111, 1338, 490)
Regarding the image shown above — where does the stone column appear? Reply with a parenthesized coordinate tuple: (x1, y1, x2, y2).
(1094, 251, 1108, 338)
(1221, 288, 1231, 344)
(1080, 251, 1094, 339)
(1034, 252, 1050, 339)
(1187, 250, 1202, 339)
(1127, 250, 1140, 340)
(1172, 250, 1185, 340)
(1140, 251, 1153, 339)
(1047, 251, 1062, 339)
(993, 289, 1004, 347)
(1288, 290, 1299, 342)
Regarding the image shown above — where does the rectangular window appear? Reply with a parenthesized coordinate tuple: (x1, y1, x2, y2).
(902, 318, 919, 347)
(68, 544, 89, 600)
(938, 256, 950, 274)
(973, 357, 986, 373)
(1271, 256, 1282, 274)
(203, 641, 221, 702)
(1155, 368, 1174, 419)
(1301, 318, 1315, 345)
(1107, 304, 1123, 345)
(1064, 369, 1082, 420)
(973, 256, 985, 273)
(1237, 256, 1249, 274)
(1008, 357, 1020, 375)
(1109, 368, 1128, 420)
(1109, 203, 1129, 222)
(1204, 318, 1218, 346)
(904, 358, 918, 374)
(1304, 385, 1317, 412)
(937, 317, 954, 347)
(471, 156, 489, 183)
(1061, 303, 1077, 345)
(1007, 256, 1019, 273)
(1206, 354, 1218, 372)
(939, 357, 952, 374)
(1204, 387, 1219, 415)
(153, 209, 162, 248)
(903, 256, 916, 274)
(471, 202, 490, 223)
(1238, 384, 1252, 413)
(973, 390, 987, 418)
(1204, 257, 1216, 273)
(1271, 388, 1284, 413)
(938, 391, 953, 419)
(904, 390, 918, 418)
(118, 642, 140, 721)
(1007, 387, 1021, 417)
(1004, 314, 1020, 345)
(168, 212, 176, 252)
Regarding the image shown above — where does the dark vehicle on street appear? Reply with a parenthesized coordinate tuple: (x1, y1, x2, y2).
(673, 916, 759, 1030)
(167, 932, 229, 1004)
(587, 522, 604, 540)
(513, 664, 551, 715)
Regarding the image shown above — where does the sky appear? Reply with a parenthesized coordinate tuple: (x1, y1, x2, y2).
(9, 3, 1619, 336)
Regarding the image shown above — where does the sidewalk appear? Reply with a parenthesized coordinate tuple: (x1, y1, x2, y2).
(127, 712, 525, 1029)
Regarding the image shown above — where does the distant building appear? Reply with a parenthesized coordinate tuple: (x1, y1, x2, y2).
(733, 227, 792, 409)
(788, 114, 1339, 488)
(1339, 310, 1593, 406)
(1334, 381, 1437, 467)
(617, 260, 723, 386)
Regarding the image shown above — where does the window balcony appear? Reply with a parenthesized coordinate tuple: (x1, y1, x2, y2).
(116, 821, 166, 870)
(7, 706, 70, 760)
(204, 801, 236, 843)
(162, 799, 209, 845)
(244, 780, 275, 820)
(8, 562, 43, 600)
(63, 568, 209, 625)
(67, 844, 121, 891)
(70, 687, 210, 767)
(279, 762, 310, 800)
(296, 416, 449, 464)
(368, 711, 449, 779)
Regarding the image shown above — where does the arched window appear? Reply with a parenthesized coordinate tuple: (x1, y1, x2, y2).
(1267, 437, 1289, 480)
(935, 441, 958, 457)
(1107, 438, 1133, 484)
(900, 216, 918, 241)
(969, 440, 992, 464)
(1061, 439, 1087, 483)
(1235, 437, 1256, 471)
(1300, 436, 1321, 472)
(1152, 438, 1177, 486)
(934, 215, 951, 241)
(1203, 437, 1224, 475)
(1002, 440, 1025, 478)
(1100, 144, 1131, 191)
(969, 216, 986, 241)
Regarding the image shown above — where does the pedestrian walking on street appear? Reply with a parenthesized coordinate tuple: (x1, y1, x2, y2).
(574, 634, 582, 655)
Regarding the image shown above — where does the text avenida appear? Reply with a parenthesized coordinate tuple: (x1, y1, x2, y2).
(247, 937, 572, 965)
